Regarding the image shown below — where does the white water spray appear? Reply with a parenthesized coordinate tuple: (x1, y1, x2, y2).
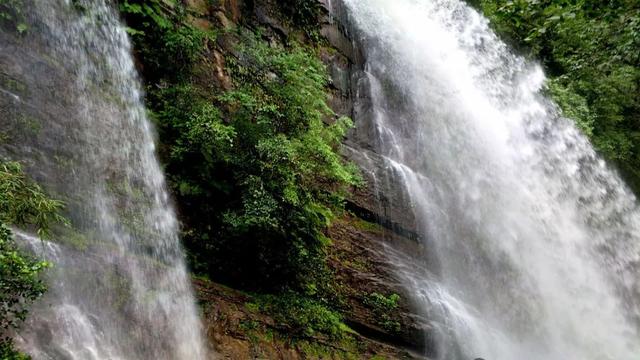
(342, 0, 640, 359)
(0, 1, 209, 358)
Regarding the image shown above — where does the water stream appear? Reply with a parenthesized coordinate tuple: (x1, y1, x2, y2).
(342, 0, 640, 359)
(0, 1, 208, 358)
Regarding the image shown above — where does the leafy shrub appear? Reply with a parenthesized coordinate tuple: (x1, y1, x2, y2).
(364, 292, 402, 334)
(0, 161, 66, 358)
(148, 29, 359, 293)
(118, 0, 212, 78)
(0, 225, 48, 356)
(0, 340, 30, 360)
(121, 0, 358, 330)
(0, 162, 67, 238)
(250, 292, 351, 340)
(364, 292, 400, 311)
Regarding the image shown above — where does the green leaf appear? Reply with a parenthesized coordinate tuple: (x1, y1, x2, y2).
(125, 26, 145, 36)
(15, 22, 26, 33)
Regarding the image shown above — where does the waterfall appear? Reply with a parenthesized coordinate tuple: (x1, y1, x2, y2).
(341, 0, 640, 359)
(0, 1, 208, 359)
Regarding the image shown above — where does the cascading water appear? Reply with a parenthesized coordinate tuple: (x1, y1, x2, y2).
(341, 0, 640, 359)
(0, 1, 208, 359)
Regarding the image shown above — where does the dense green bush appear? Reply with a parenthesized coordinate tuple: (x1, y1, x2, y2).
(156, 30, 359, 292)
(364, 292, 402, 334)
(0, 225, 46, 358)
(122, 0, 358, 294)
(118, 0, 213, 79)
(0, 162, 67, 238)
(0, 162, 66, 358)
(470, 0, 640, 188)
(121, 1, 359, 339)
(249, 292, 351, 340)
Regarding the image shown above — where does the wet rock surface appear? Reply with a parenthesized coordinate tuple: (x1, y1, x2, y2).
(327, 215, 431, 354)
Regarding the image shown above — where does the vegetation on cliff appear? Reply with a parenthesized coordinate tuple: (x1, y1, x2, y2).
(0, 162, 66, 358)
(163, 31, 359, 293)
(0, 0, 28, 34)
(119, 0, 363, 344)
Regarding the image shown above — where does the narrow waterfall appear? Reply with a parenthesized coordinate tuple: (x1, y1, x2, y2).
(0, 1, 208, 359)
(342, 0, 640, 359)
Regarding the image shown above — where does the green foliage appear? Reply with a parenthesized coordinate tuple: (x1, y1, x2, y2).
(118, 0, 213, 78)
(364, 292, 402, 334)
(0, 162, 67, 238)
(278, 0, 323, 29)
(473, 0, 640, 187)
(0, 225, 48, 353)
(547, 78, 595, 137)
(0, 340, 30, 360)
(352, 217, 384, 234)
(118, 0, 172, 29)
(250, 293, 351, 340)
(370, 356, 387, 360)
(123, 1, 359, 338)
(0, 0, 28, 34)
(296, 339, 360, 360)
(148, 30, 359, 292)
(364, 292, 400, 311)
(0, 161, 66, 358)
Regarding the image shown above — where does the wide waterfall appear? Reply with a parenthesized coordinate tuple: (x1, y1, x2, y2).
(342, 0, 640, 359)
(0, 1, 208, 359)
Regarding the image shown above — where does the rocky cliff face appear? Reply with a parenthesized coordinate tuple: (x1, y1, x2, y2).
(152, 0, 433, 358)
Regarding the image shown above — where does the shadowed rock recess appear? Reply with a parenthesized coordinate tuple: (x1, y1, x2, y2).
(122, 0, 434, 358)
